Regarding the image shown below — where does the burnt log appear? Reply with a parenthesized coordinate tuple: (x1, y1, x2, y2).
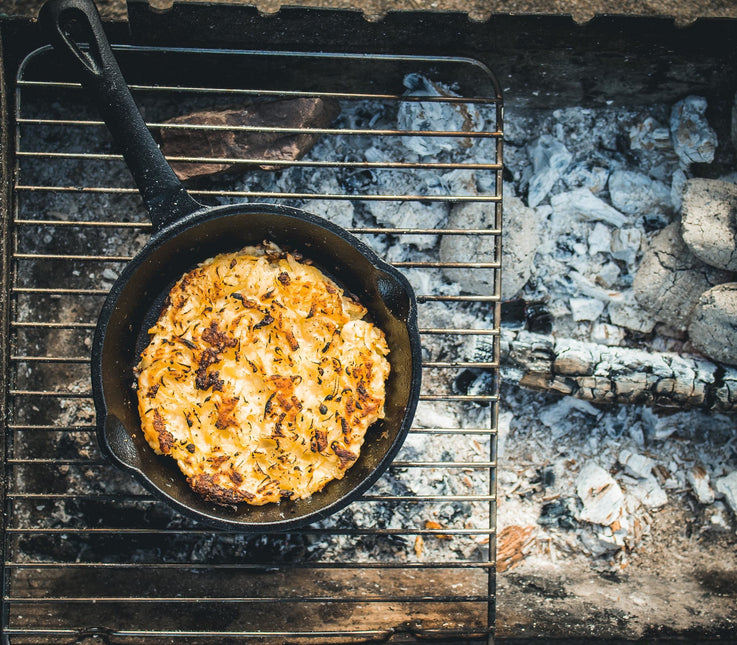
(160, 97, 341, 180)
(500, 329, 737, 413)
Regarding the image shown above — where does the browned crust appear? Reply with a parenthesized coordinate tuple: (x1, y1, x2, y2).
(189, 473, 256, 505)
(153, 410, 175, 454)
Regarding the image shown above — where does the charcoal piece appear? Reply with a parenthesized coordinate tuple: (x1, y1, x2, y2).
(538, 498, 578, 530)
(501, 298, 553, 334)
(160, 97, 341, 180)
(501, 299, 528, 330)
(531, 465, 556, 489)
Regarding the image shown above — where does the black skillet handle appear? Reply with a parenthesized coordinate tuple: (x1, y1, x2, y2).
(38, 0, 202, 231)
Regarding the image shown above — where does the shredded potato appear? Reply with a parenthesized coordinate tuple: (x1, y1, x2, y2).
(135, 243, 390, 506)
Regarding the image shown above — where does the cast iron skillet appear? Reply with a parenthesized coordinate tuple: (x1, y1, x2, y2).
(38, 0, 422, 530)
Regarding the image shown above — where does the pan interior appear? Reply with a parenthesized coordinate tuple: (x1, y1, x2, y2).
(95, 204, 419, 528)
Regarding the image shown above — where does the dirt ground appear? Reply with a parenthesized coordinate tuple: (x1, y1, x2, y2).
(497, 504, 737, 639)
(4, 0, 737, 24)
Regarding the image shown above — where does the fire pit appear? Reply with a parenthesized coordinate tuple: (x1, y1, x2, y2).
(2, 4, 737, 643)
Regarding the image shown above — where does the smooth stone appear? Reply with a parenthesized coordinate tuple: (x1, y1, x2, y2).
(608, 169, 672, 219)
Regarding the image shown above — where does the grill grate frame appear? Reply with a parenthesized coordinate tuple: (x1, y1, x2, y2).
(4, 44, 502, 643)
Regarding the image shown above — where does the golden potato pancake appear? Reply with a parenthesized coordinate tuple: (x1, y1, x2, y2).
(135, 243, 390, 506)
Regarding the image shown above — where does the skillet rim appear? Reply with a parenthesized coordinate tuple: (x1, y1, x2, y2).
(90, 201, 422, 531)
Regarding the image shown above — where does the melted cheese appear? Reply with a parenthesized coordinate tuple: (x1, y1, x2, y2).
(135, 243, 390, 506)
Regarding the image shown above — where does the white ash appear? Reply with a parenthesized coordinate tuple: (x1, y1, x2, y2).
(706, 502, 733, 531)
(590, 322, 625, 346)
(607, 291, 655, 334)
(687, 465, 716, 505)
(627, 475, 668, 510)
(575, 463, 624, 526)
(526, 134, 573, 208)
(500, 382, 737, 568)
(486, 78, 737, 567)
(619, 449, 655, 480)
(715, 471, 737, 516)
(370, 199, 448, 250)
(670, 95, 718, 166)
(550, 188, 627, 228)
(608, 169, 673, 220)
(610, 227, 642, 268)
(300, 197, 354, 229)
(397, 73, 483, 157)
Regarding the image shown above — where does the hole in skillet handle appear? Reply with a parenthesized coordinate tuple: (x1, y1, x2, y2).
(39, 0, 105, 79)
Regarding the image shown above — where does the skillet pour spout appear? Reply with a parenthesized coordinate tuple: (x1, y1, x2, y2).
(38, 0, 422, 530)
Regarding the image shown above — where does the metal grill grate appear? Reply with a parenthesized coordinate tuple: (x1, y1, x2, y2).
(4, 44, 502, 643)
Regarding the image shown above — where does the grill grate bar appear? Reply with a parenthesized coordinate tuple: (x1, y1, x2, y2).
(13, 253, 501, 269)
(7, 561, 495, 570)
(13, 354, 497, 365)
(6, 458, 497, 468)
(18, 121, 499, 138)
(18, 74, 502, 104)
(13, 219, 501, 237)
(9, 321, 497, 336)
(14, 218, 146, 228)
(7, 425, 96, 430)
(8, 391, 93, 398)
(18, 146, 502, 161)
(11, 287, 108, 295)
(10, 321, 97, 328)
(12, 356, 499, 369)
(7, 492, 496, 502)
(11, 356, 90, 363)
(14, 185, 500, 203)
(13, 287, 497, 299)
(6, 527, 496, 536)
(13, 219, 500, 235)
(6, 628, 488, 641)
(4, 628, 397, 639)
(6, 594, 492, 604)
(9, 392, 499, 404)
(8, 422, 494, 431)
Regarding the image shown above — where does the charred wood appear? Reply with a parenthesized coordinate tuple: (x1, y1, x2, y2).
(500, 329, 737, 413)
